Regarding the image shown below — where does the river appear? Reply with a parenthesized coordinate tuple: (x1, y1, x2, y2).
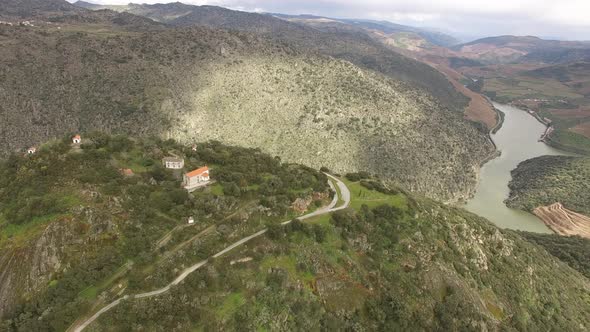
(465, 103, 569, 232)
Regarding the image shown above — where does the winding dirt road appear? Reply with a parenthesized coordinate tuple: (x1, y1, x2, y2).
(71, 174, 350, 332)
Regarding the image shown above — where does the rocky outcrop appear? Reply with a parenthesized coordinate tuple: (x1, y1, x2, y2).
(0, 219, 74, 317)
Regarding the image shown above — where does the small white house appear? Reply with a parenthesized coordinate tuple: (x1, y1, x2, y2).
(27, 147, 36, 154)
(188, 216, 195, 224)
(162, 156, 184, 169)
(183, 166, 210, 191)
(72, 134, 81, 144)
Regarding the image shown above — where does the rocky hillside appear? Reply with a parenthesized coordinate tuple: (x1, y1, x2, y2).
(1, 138, 589, 331)
(0, 0, 81, 18)
(0, 5, 493, 202)
(507, 156, 590, 215)
(73, 1, 469, 111)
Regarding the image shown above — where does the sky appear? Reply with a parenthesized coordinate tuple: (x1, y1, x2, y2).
(72, 0, 590, 41)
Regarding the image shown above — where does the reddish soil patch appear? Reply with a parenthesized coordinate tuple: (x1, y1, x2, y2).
(384, 42, 498, 129)
(572, 121, 590, 138)
(534, 203, 590, 239)
(434, 63, 497, 129)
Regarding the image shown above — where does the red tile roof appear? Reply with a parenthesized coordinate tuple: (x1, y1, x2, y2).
(73, 134, 81, 140)
(186, 166, 209, 178)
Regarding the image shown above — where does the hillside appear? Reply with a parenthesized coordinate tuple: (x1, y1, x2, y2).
(0, 0, 81, 18)
(507, 156, 590, 215)
(506, 156, 590, 237)
(1, 136, 590, 331)
(519, 232, 590, 279)
(0, 133, 332, 326)
(272, 14, 459, 47)
(73, 1, 469, 111)
(454, 35, 590, 64)
(0, 6, 494, 202)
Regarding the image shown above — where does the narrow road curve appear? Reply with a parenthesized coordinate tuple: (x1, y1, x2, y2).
(72, 174, 350, 332)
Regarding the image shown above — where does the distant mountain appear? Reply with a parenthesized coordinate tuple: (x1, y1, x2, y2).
(522, 48, 590, 64)
(341, 19, 460, 47)
(0, 0, 82, 18)
(454, 35, 590, 64)
(271, 14, 459, 47)
(72, 1, 468, 111)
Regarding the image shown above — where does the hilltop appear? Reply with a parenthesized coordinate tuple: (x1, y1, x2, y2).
(0, 0, 494, 202)
(1, 134, 589, 331)
(0, 133, 332, 325)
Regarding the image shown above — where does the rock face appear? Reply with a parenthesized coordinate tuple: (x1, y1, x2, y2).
(534, 203, 590, 239)
(0, 220, 74, 317)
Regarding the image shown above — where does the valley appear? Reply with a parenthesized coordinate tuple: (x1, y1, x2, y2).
(465, 103, 572, 232)
(2, 1, 590, 331)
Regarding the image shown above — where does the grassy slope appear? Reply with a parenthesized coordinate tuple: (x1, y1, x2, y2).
(88, 176, 590, 331)
(506, 155, 590, 215)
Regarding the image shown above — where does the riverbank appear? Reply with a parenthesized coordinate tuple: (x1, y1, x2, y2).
(465, 103, 569, 233)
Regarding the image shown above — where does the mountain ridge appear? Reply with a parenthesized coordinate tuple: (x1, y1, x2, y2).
(71, 1, 469, 111)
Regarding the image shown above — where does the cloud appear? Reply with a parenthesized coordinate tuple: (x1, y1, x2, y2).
(71, 0, 590, 40)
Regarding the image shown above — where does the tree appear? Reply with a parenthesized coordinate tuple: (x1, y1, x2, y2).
(266, 223, 284, 240)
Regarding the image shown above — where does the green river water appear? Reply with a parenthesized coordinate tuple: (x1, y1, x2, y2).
(465, 103, 570, 232)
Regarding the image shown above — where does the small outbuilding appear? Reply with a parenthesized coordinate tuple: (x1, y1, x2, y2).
(188, 216, 195, 224)
(72, 134, 81, 144)
(26, 147, 36, 154)
(163, 156, 184, 169)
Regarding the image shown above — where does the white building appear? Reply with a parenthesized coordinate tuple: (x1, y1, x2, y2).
(72, 134, 81, 144)
(188, 216, 195, 224)
(162, 156, 184, 169)
(27, 147, 36, 154)
(183, 166, 210, 191)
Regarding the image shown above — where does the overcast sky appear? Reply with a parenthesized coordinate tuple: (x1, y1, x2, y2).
(73, 0, 590, 41)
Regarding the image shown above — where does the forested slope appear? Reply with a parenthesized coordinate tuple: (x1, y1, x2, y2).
(1, 135, 589, 331)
